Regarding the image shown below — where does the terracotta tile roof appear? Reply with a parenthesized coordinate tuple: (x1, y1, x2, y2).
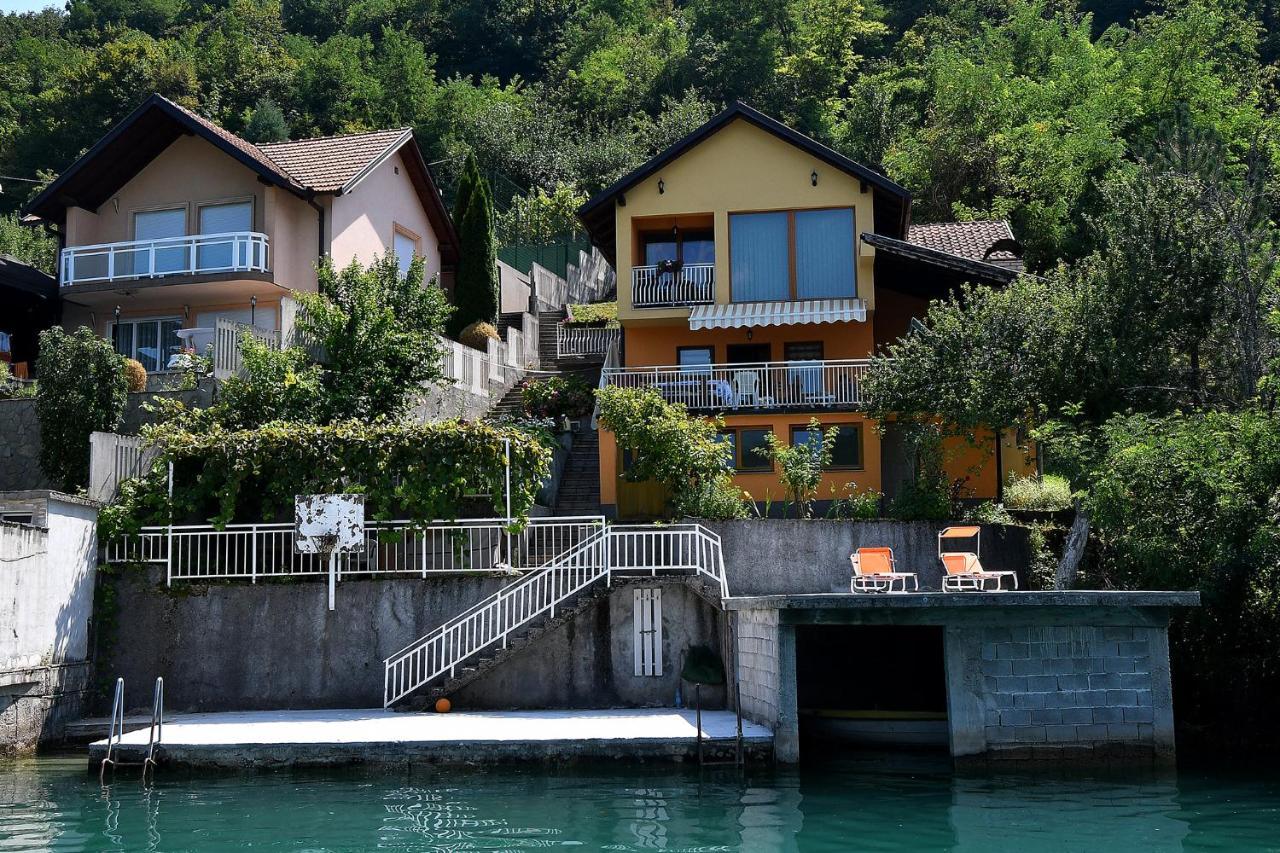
(260, 128, 413, 192)
(161, 97, 302, 190)
(908, 220, 1019, 263)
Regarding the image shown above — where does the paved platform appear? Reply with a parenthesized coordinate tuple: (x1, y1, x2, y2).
(89, 708, 773, 769)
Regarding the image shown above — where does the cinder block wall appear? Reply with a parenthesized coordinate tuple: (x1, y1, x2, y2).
(735, 608, 781, 728)
(946, 623, 1174, 762)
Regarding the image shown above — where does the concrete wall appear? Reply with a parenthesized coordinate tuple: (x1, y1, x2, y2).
(705, 519, 1032, 595)
(0, 387, 212, 492)
(0, 493, 99, 754)
(499, 260, 532, 314)
(455, 581, 726, 710)
(0, 399, 51, 491)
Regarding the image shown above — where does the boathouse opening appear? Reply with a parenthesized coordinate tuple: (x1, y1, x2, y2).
(795, 625, 948, 750)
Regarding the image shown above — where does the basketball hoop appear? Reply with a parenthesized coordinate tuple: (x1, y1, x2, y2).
(296, 494, 365, 610)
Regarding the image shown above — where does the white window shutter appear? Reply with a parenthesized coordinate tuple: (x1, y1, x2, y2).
(633, 588, 663, 677)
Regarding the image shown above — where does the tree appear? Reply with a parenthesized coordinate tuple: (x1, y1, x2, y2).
(755, 418, 838, 518)
(34, 327, 128, 491)
(0, 214, 57, 274)
(243, 96, 289, 142)
(297, 253, 453, 421)
(449, 152, 499, 336)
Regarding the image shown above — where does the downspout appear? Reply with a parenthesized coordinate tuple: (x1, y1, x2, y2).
(305, 193, 326, 262)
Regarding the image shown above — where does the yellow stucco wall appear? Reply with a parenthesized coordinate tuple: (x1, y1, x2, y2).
(614, 118, 877, 323)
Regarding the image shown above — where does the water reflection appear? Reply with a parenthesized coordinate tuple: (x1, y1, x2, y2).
(0, 754, 1278, 852)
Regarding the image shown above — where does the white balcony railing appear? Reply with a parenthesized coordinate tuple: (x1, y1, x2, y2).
(60, 232, 270, 287)
(632, 263, 715, 308)
(602, 359, 872, 411)
(556, 325, 620, 359)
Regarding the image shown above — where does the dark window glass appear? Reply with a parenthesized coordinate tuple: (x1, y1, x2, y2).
(784, 341, 824, 361)
(738, 428, 773, 471)
(791, 424, 862, 469)
(644, 237, 677, 266)
(683, 231, 715, 265)
(715, 431, 736, 469)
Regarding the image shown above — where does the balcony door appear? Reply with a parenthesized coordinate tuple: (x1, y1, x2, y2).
(133, 208, 187, 275)
(198, 201, 253, 271)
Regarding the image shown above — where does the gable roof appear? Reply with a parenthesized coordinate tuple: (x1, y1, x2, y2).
(861, 231, 1020, 287)
(23, 95, 458, 265)
(908, 220, 1022, 267)
(577, 101, 912, 264)
(259, 128, 413, 193)
(0, 254, 57, 300)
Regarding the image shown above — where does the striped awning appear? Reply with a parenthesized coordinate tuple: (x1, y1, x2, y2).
(688, 298, 867, 330)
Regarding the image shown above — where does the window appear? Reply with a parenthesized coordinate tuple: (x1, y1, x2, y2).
(198, 201, 252, 270)
(111, 317, 183, 372)
(730, 208, 856, 302)
(393, 228, 419, 279)
(641, 229, 714, 266)
(677, 346, 713, 374)
(714, 431, 736, 469)
(133, 208, 187, 275)
(719, 427, 773, 471)
(726, 343, 771, 364)
(783, 341, 824, 361)
(791, 423, 863, 470)
(633, 587, 663, 676)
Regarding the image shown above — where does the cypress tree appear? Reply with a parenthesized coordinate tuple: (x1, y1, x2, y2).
(450, 154, 499, 336)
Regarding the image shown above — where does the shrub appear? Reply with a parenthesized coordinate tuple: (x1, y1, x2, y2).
(755, 418, 837, 518)
(122, 358, 147, 392)
(887, 424, 954, 521)
(450, 152, 499, 335)
(216, 332, 326, 429)
(1004, 473, 1073, 511)
(112, 418, 553, 532)
(565, 302, 618, 327)
(964, 501, 1014, 525)
(827, 485, 882, 520)
(34, 326, 128, 490)
(596, 385, 746, 520)
(459, 320, 500, 350)
(520, 375, 593, 419)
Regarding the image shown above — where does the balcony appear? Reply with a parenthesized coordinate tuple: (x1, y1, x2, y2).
(602, 359, 872, 412)
(60, 232, 270, 287)
(631, 263, 715, 308)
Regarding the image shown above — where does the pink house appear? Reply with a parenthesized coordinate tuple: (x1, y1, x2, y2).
(24, 94, 458, 373)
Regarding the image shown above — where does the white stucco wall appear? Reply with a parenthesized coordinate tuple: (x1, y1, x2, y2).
(0, 495, 98, 671)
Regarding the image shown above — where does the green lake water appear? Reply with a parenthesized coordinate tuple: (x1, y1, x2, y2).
(2, 752, 1278, 851)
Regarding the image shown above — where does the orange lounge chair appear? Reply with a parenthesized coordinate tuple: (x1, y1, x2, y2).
(938, 526, 1018, 592)
(850, 547, 918, 593)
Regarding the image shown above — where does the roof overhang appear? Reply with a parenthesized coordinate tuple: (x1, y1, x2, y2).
(578, 101, 913, 266)
(23, 95, 304, 225)
(688, 298, 867, 331)
(861, 232, 1019, 291)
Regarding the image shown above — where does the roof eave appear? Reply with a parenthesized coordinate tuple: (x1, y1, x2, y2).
(861, 232, 1019, 285)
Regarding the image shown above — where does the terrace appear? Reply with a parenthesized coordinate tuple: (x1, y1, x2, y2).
(60, 232, 270, 288)
(601, 358, 872, 411)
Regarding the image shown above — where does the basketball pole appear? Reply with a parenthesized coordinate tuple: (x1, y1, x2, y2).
(328, 551, 337, 611)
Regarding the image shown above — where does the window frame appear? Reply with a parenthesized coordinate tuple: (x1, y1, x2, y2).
(391, 223, 423, 278)
(783, 341, 825, 362)
(676, 345, 714, 373)
(789, 422, 864, 471)
(728, 206, 857, 303)
(110, 315, 185, 373)
(720, 425, 775, 472)
(638, 227, 715, 267)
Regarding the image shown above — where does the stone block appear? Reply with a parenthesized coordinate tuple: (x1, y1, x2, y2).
(1056, 674, 1089, 691)
(980, 643, 998, 661)
(1075, 724, 1109, 741)
(1027, 675, 1058, 693)
(1103, 657, 1135, 674)
(1137, 723, 1155, 741)
(1106, 689, 1138, 706)
(1135, 690, 1153, 707)
(1045, 724, 1080, 742)
(1119, 673, 1150, 690)
(1117, 640, 1150, 657)
(985, 710, 1001, 726)
(1123, 706, 1155, 724)
(1060, 708, 1093, 725)
(985, 726, 1017, 744)
(1000, 709, 1032, 726)
(1102, 627, 1134, 641)
(995, 675, 1029, 693)
(1107, 722, 1140, 740)
(1011, 658, 1043, 676)
(1045, 658, 1075, 676)
(1031, 709, 1062, 726)
(1014, 693, 1045, 710)
(1091, 706, 1124, 724)
(1013, 726, 1048, 743)
(982, 659, 1013, 677)
(1089, 673, 1122, 690)
(996, 642, 1030, 660)
(993, 692, 1017, 710)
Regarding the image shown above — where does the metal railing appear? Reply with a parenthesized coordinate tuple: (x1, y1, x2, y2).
(602, 359, 873, 411)
(105, 516, 606, 584)
(632, 263, 715, 308)
(61, 232, 270, 286)
(556, 325, 620, 359)
(382, 523, 727, 706)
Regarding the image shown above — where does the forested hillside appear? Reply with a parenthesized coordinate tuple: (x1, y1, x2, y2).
(1, 0, 1276, 271)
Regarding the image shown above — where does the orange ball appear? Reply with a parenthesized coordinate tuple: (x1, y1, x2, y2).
(434, 698, 452, 713)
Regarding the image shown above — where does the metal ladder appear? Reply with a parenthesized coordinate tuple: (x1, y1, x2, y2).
(99, 677, 164, 784)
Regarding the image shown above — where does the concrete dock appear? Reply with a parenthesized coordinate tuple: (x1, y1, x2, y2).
(89, 708, 773, 769)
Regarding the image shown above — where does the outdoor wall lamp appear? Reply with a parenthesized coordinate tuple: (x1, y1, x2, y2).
(183, 304, 190, 321)
(250, 295, 257, 326)
(746, 329, 754, 341)
(811, 169, 818, 186)
(658, 179, 665, 194)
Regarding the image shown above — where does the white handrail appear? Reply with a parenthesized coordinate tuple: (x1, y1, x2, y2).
(602, 358, 873, 410)
(556, 325, 620, 358)
(382, 523, 727, 706)
(632, 263, 715, 308)
(99, 677, 125, 784)
(61, 231, 270, 286)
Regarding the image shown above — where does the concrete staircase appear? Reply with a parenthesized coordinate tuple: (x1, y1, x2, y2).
(554, 428, 601, 515)
(400, 575, 722, 710)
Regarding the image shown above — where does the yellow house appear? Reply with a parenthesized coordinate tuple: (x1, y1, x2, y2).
(578, 102, 1034, 517)
(24, 94, 457, 376)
